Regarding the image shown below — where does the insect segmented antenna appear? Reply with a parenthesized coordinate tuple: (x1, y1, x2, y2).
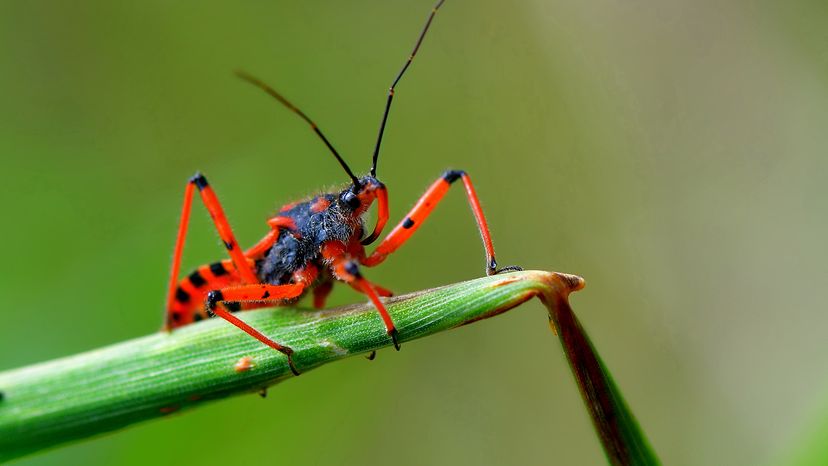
(235, 70, 362, 188)
(371, 0, 446, 178)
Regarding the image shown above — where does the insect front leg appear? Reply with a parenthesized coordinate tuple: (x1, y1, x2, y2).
(330, 256, 401, 351)
(361, 170, 521, 276)
(347, 281, 393, 297)
(307, 274, 395, 311)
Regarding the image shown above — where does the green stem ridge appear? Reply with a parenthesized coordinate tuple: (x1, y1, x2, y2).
(0, 270, 659, 465)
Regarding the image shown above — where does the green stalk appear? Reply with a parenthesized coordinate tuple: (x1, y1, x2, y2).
(0, 270, 658, 464)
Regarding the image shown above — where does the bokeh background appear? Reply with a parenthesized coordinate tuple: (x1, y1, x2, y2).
(1, 1, 826, 465)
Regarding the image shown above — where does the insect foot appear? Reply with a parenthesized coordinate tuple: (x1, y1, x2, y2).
(495, 265, 524, 274)
(389, 328, 401, 351)
(283, 348, 301, 377)
(487, 259, 524, 276)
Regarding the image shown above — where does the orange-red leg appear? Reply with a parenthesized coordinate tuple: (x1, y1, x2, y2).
(361, 170, 519, 276)
(346, 276, 393, 361)
(347, 281, 393, 297)
(332, 258, 400, 350)
(164, 172, 261, 329)
(311, 267, 387, 360)
(206, 283, 307, 375)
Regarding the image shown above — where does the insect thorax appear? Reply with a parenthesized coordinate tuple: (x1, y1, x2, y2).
(256, 194, 363, 285)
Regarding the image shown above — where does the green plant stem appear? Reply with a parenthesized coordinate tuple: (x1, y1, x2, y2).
(0, 270, 658, 465)
(541, 284, 660, 465)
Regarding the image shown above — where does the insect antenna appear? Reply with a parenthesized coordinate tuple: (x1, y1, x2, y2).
(235, 70, 362, 188)
(370, 0, 446, 177)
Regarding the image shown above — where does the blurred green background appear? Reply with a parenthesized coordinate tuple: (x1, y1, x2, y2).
(1, 1, 826, 464)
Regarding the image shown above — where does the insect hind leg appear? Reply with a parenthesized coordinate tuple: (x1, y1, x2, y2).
(163, 172, 262, 330)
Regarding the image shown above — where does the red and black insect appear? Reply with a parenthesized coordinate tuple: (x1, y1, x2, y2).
(164, 0, 519, 375)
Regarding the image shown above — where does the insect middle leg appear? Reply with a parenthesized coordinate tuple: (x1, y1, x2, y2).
(206, 283, 307, 375)
(361, 170, 521, 275)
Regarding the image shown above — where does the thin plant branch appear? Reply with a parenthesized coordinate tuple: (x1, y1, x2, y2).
(0, 270, 658, 465)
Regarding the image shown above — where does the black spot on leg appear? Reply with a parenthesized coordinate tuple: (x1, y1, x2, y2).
(261, 290, 270, 299)
(188, 270, 207, 288)
(226, 302, 242, 312)
(209, 262, 228, 276)
(190, 172, 209, 190)
(402, 217, 415, 229)
(171, 312, 182, 323)
(224, 240, 235, 251)
(175, 287, 191, 303)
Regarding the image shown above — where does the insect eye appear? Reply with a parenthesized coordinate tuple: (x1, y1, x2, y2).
(341, 191, 361, 210)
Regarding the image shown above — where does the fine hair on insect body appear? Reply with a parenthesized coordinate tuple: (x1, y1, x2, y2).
(164, 0, 520, 375)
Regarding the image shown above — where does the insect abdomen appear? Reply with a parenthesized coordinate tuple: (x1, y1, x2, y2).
(168, 259, 243, 327)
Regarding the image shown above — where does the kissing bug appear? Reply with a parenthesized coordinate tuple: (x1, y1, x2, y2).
(164, 0, 520, 375)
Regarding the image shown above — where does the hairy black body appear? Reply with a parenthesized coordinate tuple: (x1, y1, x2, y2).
(257, 191, 364, 285)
